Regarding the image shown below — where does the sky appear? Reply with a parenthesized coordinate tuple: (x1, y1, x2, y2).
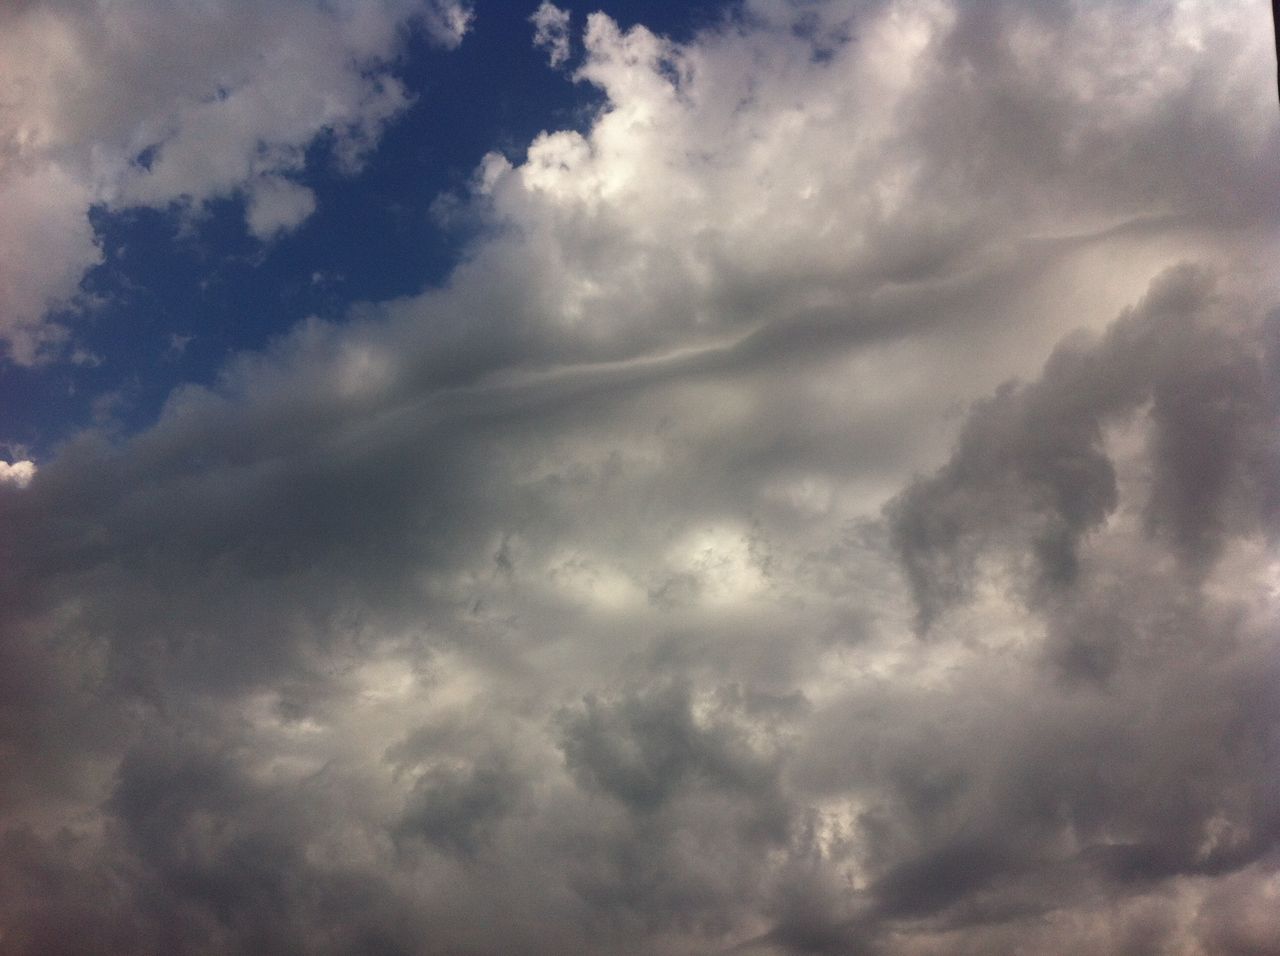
(0, 1, 1278, 953)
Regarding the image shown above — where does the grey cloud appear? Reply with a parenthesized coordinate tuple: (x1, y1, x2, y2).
(560, 680, 785, 824)
(2, 2, 1279, 954)
(0, 730, 417, 956)
(889, 264, 1279, 631)
(395, 754, 522, 856)
(782, 603, 1280, 948)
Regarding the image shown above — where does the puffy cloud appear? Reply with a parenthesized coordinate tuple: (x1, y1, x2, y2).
(0, 0, 471, 362)
(0, 2, 1277, 954)
(244, 175, 319, 241)
(0, 460, 36, 488)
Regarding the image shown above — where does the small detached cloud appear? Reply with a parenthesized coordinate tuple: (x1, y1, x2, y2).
(0, 460, 35, 488)
(422, 0, 475, 49)
(244, 175, 318, 241)
(531, 2, 572, 68)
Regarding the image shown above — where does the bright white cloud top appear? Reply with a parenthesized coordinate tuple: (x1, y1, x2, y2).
(0, 459, 35, 488)
(1, 2, 1278, 954)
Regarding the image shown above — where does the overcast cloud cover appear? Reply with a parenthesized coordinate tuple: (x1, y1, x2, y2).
(2, 0, 1279, 953)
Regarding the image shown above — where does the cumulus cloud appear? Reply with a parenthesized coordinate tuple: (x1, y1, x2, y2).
(244, 175, 319, 241)
(0, 460, 36, 488)
(0, 0, 472, 362)
(0, 2, 1277, 954)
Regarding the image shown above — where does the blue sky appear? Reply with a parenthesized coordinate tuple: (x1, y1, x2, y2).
(1, 3, 1279, 954)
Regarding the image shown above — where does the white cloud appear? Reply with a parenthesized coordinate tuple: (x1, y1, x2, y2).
(0, 163, 97, 362)
(531, 1, 572, 68)
(0, 0, 472, 363)
(244, 175, 318, 241)
(0, 460, 36, 488)
(420, 0, 475, 49)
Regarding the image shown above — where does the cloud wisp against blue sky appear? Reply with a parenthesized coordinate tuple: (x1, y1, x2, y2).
(1, 2, 1279, 954)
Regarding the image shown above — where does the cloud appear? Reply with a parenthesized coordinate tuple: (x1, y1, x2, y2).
(559, 679, 785, 819)
(0, 460, 36, 488)
(0, 2, 1278, 954)
(421, 0, 475, 50)
(888, 263, 1280, 631)
(531, 1, 572, 68)
(244, 175, 319, 241)
(0, 0, 472, 362)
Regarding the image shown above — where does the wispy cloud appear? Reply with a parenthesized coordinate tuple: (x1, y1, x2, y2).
(531, 2, 572, 68)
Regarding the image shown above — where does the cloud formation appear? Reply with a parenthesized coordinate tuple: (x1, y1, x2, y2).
(0, 0, 472, 361)
(1, 1, 1278, 954)
(531, 1, 572, 68)
(890, 264, 1280, 631)
(0, 460, 35, 488)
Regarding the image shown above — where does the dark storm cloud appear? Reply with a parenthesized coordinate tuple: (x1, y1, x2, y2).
(0, 727, 421, 956)
(395, 754, 522, 856)
(560, 679, 787, 824)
